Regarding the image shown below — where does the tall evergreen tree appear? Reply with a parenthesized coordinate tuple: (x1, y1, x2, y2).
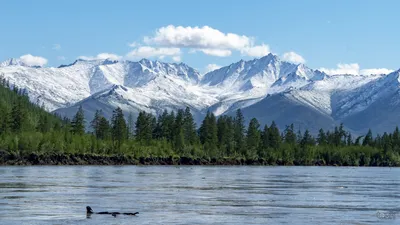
(173, 109, 185, 151)
(97, 117, 110, 140)
(260, 124, 270, 149)
(11, 101, 26, 133)
(300, 129, 315, 148)
(284, 124, 296, 145)
(246, 118, 261, 158)
(71, 106, 85, 135)
(127, 112, 135, 139)
(362, 129, 373, 146)
(183, 107, 197, 145)
(199, 111, 218, 154)
(135, 111, 152, 144)
(317, 128, 327, 145)
(111, 107, 127, 148)
(90, 110, 102, 136)
(233, 109, 246, 154)
(268, 121, 281, 149)
(346, 132, 353, 146)
(37, 114, 51, 133)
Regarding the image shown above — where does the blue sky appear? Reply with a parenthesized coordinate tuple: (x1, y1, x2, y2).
(1, 0, 399, 74)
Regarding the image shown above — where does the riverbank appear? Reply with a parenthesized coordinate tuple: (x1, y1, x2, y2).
(0, 150, 396, 166)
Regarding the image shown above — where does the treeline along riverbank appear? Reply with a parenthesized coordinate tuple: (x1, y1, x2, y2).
(1, 75, 400, 166)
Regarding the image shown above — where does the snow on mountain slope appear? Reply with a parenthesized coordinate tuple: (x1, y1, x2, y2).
(201, 53, 323, 116)
(332, 70, 400, 119)
(288, 74, 382, 116)
(0, 59, 104, 110)
(1, 54, 399, 133)
(0, 58, 29, 67)
(0, 58, 204, 111)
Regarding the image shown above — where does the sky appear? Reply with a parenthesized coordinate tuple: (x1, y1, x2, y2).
(0, 0, 399, 74)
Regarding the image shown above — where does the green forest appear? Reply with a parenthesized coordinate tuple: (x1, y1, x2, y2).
(1, 76, 400, 166)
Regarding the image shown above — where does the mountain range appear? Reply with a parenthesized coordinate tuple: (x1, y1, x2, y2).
(1, 54, 399, 135)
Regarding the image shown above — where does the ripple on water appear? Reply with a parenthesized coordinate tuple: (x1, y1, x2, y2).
(0, 166, 399, 225)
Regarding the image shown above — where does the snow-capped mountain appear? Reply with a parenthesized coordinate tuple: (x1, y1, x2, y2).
(0, 54, 399, 134)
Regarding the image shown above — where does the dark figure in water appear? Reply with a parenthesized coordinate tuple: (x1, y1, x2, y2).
(86, 206, 139, 217)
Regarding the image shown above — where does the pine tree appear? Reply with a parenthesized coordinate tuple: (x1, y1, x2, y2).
(11, 101, 26, 133)
(135, 111, 152, 144)
(268, 121, 281, 149)
(362, 129, 373, 146)
(233, 109, 246, 154)
(127, 112, 135, 139)
(173, 109, 185, 151)
(111, 107, 127, 148)
(217, 115, 234, 156)
(183, 107, 197, 145)
(97, 117, 110, 140)
(246, 118, 261, 158)
(260, 124, 269, 149)
(0, 109, 11, 135)
(71, 106, 85, 135)
(317, 128, 327, 145)
(300, 129, 315, 148)
(37, 114, 51, 133)
(346, 132, 353, 146)
(392, 126, 400, 148)
(284, 124, 296, 145)
(199, 111, 218, 154)
(90, 110, 102, 136)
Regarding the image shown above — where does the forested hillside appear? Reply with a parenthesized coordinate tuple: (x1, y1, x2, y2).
(1, 76, 400, 166)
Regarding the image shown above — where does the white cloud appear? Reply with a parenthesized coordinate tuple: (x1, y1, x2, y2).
(200, 49, 232, 57)
(205, 64, 222, 73)
(145, 25, 250, 49)
(241, 44, 270, 57)
(128, 42, 138, 47)
(142, 25, 269, 57)
(19, 54, 48, 67)
(282, 51, 306, 64)
(319, 63, 360, 75)
(360, 68, 394, 75)
(52, 44, 61, 50)
(319, 63, 393, 75)
(78, 53, 122, 61)
(172, 56, 181, 62)
(126, 46, 181, 60)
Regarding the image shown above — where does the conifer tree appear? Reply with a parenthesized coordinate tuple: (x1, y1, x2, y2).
(97, 117, 110, 140)
(71, 106, 85, 135)
(317, 128, 327, 145)
(362, 129, 373, 146)
(37, 114, 51, 133)
(111, 107, 127, 148)
(284, 124, 296, 145)
(233, 109, 246, 154)
(127, 112, 135, 139)
(183, 107, 197, 145)
(268, 121, 281, 149)
(90, 110, 102, 136)
(260, 124, 269, 149)
(11, 101, 26, 133)
(135, 111, 152, 144)
(346, 132, 353, 146)
(300, 129, 315, 148)
(246, 118, 261, 157)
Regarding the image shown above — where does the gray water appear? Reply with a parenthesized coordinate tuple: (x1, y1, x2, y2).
(0, 166, 399, 225)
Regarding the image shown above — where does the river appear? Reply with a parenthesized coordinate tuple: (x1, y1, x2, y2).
(0, 166, 399, 224)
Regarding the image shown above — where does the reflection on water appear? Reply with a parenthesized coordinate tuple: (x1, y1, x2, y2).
(0, 166, 399, 224)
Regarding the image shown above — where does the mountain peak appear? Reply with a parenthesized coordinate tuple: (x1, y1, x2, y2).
(0, 58, 27, 67)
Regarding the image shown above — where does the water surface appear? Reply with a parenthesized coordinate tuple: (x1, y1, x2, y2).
(0, 166, 399, 224)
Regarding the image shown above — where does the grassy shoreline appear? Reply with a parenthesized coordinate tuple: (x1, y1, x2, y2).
(0, 151, 397, 166)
